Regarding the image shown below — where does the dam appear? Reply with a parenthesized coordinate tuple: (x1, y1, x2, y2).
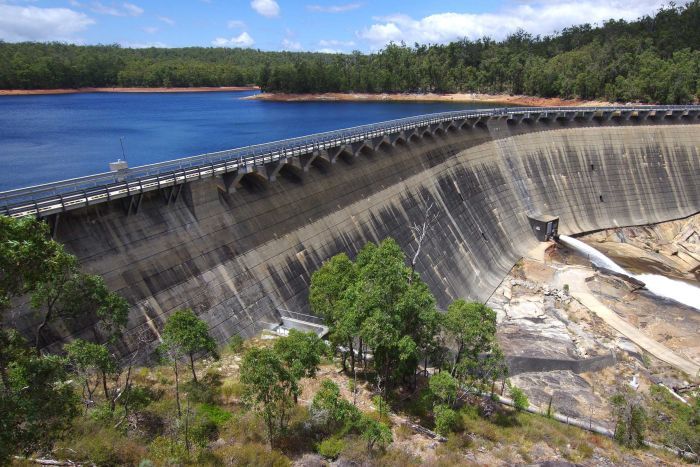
(2, 105, 699, 354)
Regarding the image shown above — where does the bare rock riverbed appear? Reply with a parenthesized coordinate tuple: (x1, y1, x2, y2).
(487, 213, 700, 430)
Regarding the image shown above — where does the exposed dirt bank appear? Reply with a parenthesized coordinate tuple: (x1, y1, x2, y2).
(245, 91, 615, 107)
(0, 86, 260, 96)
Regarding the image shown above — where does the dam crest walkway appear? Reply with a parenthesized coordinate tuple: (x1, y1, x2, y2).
(1, 104, 699, 219)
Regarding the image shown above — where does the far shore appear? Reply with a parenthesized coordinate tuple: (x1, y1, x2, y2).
(0, 86, 260, 96)
(244, 92, 615, 107)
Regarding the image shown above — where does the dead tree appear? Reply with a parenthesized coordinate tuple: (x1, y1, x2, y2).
(409, 202, 439, 278)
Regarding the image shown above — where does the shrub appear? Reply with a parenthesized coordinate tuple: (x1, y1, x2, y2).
(148, 435, 190, 465)
(220, 411, 267, 444)
(214, 442, 291, 467)
(228, 334, 245, 353)
(198, 403, 233, 426)
(434, 405, 461, 436)
(65, 426, 146, 465)
(378, 446, 421, 465)
(183, 380, 218, 405)
(317, 437, 345, 459)
(611, 392, 647, 448)
(510, 385, 529, 412)
(221, 379, 245, 401)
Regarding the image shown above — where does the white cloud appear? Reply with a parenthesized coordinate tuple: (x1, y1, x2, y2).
(122, 2, 143, 16)
(0, 4, 94, 41)
(227, 19, 246, 29)
(282, 37, 301, 50)
(250, 0, 279, 17)
(157, 15, 175, 26)
(90, 1, 143, 16)
(358, 0, 679, 48)
(121, 41, 167, 48)
(307, 3, 362, 13)
(142, 26, 158, 34)
(319, 39, 355, 47)
(212, 31, 255, 47)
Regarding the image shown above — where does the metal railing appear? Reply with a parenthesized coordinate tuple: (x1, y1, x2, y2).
(1, 104, 697, 218)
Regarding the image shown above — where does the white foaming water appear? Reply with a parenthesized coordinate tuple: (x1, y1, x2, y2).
(557, 235, 628, 275)
(558, 235, 700, 311)
(634, 274, 700, 311)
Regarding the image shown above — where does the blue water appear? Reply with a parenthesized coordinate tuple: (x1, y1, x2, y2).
(0, 90, 505, 191)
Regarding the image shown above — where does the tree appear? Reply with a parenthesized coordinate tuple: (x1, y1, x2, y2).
(359, 415, 392, 453)
(0, 330, 79, 464)
(310, 238, 440, 396)
(510, 385, 529, 412)
(429, 371, 459, 408)
(273, 329, 326, 402)
(162, 309, 217, 383)
(611, 391, 647, 448)
(442, 300, 497, 376)
(433, 404, 460, 436)
(64, 338, 117, 411)
(239, 347, 298, 448)
(310, 379, 361, 435)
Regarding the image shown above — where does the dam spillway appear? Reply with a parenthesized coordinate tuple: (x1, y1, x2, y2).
(4, 106, 700, 353)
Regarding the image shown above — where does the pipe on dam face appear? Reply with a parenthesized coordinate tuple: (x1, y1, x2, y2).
(7, 114, 700, 354)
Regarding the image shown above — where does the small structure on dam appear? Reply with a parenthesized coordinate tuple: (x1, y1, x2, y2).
(528, 213, 559, 241)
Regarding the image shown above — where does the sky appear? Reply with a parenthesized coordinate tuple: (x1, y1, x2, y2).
(0, 0, 685, 52)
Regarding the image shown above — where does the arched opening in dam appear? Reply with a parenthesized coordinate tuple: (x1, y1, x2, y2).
(3, 107, 699, 357)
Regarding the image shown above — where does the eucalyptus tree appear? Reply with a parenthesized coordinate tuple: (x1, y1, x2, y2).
(239, 346, 298, 448)
(161, 308, 217, 383)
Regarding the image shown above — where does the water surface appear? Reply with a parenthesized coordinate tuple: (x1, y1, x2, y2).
(0, 91, 505, 191)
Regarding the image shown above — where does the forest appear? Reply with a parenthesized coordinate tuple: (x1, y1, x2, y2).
(0, 2, 699, 103)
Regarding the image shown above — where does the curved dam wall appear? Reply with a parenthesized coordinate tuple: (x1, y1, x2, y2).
(13, 117, 700, 354)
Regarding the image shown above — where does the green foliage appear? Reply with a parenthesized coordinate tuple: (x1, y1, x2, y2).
(434, 404, 461, 436)
(227, 334, 245, 354)
(162, 308, 217, 382)
(0, 216, 60, 311)
(443, 300, 507, 393)
(64, 338, 117, 407)
(316, 437, 345, 459)
(611, 391, 647, 448)
(2, 3, 700, 102)
(214, 442, 291, 467)
(310, 238, 439, 392)
(148, 435, 191, 465)
(359, 415, 393, 453)
(648, 385, 700, 456)
(60, 423, 146, 466)
(310, 379, 361, 435)
(239, 346, 297, 447)
(273, 329, 327, 380)
(510, 385, 530, 412)
(197, 403, 232, 426)
(0, 333, 79, 463)
(429, 372, 459, 407)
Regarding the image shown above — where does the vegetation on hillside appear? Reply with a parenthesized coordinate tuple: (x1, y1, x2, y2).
(1, 215, 699, 464)
(1, 1, 699, 103)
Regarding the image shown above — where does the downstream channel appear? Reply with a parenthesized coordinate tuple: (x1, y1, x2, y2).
(558, 234, 700, 311)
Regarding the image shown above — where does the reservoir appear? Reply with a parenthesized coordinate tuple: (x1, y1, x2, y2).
(0, 90, 504, 191)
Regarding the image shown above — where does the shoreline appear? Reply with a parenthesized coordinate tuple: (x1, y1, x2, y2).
(0, 86, 260, 96)
(244, 92, 614, 107)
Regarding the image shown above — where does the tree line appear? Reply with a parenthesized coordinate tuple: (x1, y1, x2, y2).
(0, 1, 699, 103)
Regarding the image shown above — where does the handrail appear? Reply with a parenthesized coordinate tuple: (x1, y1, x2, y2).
(1, 104, 697, 214)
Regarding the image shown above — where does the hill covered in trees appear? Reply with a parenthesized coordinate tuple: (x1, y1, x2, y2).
(0, 1, 699, 103)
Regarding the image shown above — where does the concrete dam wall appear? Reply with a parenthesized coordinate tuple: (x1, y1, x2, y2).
(14, 116, 700, 353)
